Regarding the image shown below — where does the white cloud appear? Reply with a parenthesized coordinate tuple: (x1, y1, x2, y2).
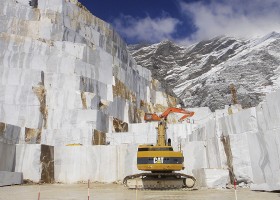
(178, 0, 280, 45)
(112, 0, 280, 45)
(113, 14, 180, 43)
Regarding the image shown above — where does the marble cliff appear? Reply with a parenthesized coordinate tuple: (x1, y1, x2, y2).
(0, 0, 177, 145)
(0, 0, 176, 184)
(0, 0, 279, 192)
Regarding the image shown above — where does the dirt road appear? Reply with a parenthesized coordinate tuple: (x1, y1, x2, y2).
(0, 183, 279, 200)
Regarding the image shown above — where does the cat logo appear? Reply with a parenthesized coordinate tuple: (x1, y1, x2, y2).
(153, 157, 164, 164)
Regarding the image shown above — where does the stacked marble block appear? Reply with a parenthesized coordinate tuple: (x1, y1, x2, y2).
(193, 168, 230, 188)
(220, 90, 280, 191)
(0, 134, 22, 186)
(106, 122, 197, 146)
(104, 107, 213, 147)
(187, 89, 280, 191)
(0, 0, 178, 184)
(0, 143, 22, 186)
(182, 117, 230, 188)
(54, 144, 143, 183)
(0, 0, 176, 147)
(14, 143, 136, 183)
(15, 144, 54, 183)
(47, 122, 195, 183)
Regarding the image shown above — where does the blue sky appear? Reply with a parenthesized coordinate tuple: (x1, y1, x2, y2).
(79, 0, 280, 45)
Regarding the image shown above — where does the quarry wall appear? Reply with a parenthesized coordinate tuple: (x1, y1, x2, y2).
(0, 0, 177, 147)
(0, 0, 279, 192)
(0, 0, 177, 186)
(187, 90, 280, 191)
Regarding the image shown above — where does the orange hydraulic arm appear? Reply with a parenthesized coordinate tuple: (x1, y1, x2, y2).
(144, 107, 194, 122)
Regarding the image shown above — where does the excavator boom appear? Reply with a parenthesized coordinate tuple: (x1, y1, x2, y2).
(178, 113, 194, 122)
(160, 107, 193, 119)
(144, 107, 194, 122)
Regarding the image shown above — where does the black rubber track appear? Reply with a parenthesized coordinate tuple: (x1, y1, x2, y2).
(123, 172, 196, 190)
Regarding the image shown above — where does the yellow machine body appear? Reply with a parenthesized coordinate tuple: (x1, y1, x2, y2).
(137, 145, 184, 171)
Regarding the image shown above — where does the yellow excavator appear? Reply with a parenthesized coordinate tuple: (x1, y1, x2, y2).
(123, 107, 196, 189)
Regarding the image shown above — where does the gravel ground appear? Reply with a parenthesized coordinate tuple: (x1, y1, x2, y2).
(0, 183, 279, 200)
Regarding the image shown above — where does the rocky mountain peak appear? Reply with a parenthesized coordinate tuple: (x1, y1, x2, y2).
(129, 32, 280, 111)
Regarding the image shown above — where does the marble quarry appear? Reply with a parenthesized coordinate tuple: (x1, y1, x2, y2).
(0, 0, 178, 147)
(187, 90, 280, 191)
(0, 0, 280, 192)
(0, 0, 177, 184)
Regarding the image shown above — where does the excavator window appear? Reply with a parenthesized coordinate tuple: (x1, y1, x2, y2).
(138, 147, 173, 151)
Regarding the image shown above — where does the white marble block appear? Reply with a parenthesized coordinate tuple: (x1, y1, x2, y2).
(0, 171, 23, 186)
(0, 142, 16, 172)
(55, 146, 95, 183)
(117, 144, 140, 181)
(15, 144, 54, 183)
(15, 144, 41, 182)
(219, 107, 258, 136)
(193, 168, 229, 188)
(247, 132, 280, 190)
(229, 133, 254, 183)
(181, 141, 208, 175)
(54, 145, 140, 183)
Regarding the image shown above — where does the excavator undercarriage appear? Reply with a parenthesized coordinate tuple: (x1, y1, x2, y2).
(123, 172, 196, 189)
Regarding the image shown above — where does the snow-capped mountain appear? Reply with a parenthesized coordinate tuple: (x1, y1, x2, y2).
(128, 32, 280, 111)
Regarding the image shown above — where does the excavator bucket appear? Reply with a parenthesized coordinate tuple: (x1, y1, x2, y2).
(178, 112, 195, 122)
